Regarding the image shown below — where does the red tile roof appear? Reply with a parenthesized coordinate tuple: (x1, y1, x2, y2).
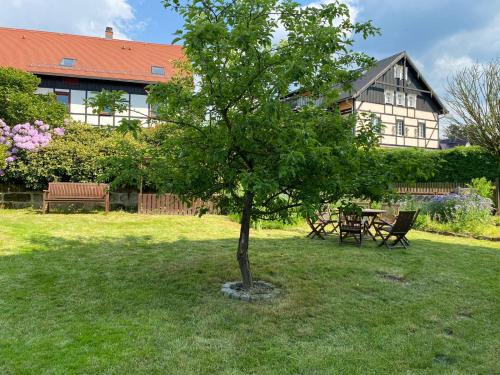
(0, 27, 184, 84)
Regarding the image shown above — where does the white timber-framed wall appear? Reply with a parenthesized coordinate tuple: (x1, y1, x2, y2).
(355, 101, 440, 149)
(35, 75, 153, 126)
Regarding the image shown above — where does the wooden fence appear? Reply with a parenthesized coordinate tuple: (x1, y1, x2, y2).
(394, 182, 467, 196)
(138, 193, 217, 215)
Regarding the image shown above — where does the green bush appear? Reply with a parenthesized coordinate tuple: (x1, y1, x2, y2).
(380, 146, 500, 183)
(0, 143, 7, 171)
(466, 177, 495, 199)
(2, 123, 125, 190)
(0, 67, 66, 126)
(401, 190, 494, 235)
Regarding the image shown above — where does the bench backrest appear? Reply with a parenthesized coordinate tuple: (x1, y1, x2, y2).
(48, 183, 109, 198)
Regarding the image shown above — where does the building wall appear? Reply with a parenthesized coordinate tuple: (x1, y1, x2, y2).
(36, 75, 152, 126)
(356, 101, 440, 149)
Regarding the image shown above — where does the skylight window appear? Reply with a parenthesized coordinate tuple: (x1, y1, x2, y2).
(151, 66, 165, 76)
(60, 58, 76, 67)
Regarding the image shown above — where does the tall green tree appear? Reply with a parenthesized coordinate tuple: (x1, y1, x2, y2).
(446, 60, 500, 163)
(446, 60, 500, 211)
(0, 67, 66, 126)
(149, 0, 380, 289)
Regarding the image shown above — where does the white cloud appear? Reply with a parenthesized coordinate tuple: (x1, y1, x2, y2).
(422, 11, 500, 96)
(0, 0, 140, 39)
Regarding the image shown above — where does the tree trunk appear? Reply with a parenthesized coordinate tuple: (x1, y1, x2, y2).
(237, 191, 254, 289)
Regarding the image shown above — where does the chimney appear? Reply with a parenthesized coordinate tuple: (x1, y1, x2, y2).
(105, 26, 113, 40)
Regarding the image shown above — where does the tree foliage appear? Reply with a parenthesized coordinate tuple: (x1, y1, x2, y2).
(147, 0, 381, 288)
(0, 67, 66, 126)
(445, 60, 500, 163)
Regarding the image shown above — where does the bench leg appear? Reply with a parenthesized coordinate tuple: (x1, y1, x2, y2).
(43, 201, 49, 214)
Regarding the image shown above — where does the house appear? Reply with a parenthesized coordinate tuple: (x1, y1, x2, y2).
(0, 26, 183, 126)
(285, 52, 447, 149)
(439, 138, 469, 149)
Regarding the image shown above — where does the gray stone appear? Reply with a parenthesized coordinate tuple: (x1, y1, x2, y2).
(220, 281, 280, 302)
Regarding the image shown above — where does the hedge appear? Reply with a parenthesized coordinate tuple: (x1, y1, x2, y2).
(1, 123, 498, 191)
(380, 146, 500, 183)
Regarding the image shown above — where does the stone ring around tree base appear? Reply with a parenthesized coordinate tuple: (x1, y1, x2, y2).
(221, 280, 280, 302)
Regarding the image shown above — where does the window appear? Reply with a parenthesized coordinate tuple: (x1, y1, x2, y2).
(384, 90, 394, 105)
(396, 119, 405, 136)
(55, 91, 70, 111)
(394, 65, 404, 79)
(101, 106, 113, 116)
(60, 58, 76, 67)
(396, 92, 406, 106)
(151, 66, 165, 76)
(418, 122, 426, 138)
(407, 94, 417, 108)
(371, 115, 383, 134)
(150, 104, 159, 118)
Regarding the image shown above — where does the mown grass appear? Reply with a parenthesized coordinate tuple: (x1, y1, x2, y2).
(0, 209, 499, 374)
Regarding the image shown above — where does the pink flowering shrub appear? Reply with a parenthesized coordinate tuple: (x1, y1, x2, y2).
(0, 118, 64, 175)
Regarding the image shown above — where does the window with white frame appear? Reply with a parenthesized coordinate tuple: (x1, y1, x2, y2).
(371, 115, 382, 132)
(394, 65, 404, 79)
(407, 94, 417, 108)
(396, 92, 406, 106)
(384, 90, 394, 105)
(396, 119, 405, 136)
(151, 66, 165, 76)
(418, 122, 426, 138)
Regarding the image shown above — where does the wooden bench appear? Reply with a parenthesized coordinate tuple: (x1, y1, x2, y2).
(43, 182, 110, 214)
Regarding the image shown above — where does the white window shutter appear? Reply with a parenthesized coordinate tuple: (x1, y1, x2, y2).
(392, 126, 396, 135)
(405, 67, 408, 80)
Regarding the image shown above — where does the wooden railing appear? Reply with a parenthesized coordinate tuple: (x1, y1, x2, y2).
(393, 182, 467, 195)
(138, 193, 217, 215)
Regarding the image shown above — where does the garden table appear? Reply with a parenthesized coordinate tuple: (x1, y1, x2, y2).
(361, 209, 386, 240)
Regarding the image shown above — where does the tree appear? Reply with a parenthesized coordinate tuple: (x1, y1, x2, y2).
(444, 123, 469, 143)
(446, 60, 500, 214)
(445, 60, 500, 163)
(0, 67, 66, 126)
(147, 0, 380, 289)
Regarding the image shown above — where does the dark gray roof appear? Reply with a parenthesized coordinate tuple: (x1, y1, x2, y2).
(285, 51, 447, 114)
(338, 51, 404, 100)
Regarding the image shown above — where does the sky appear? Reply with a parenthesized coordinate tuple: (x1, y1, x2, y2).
(0, 0, 499, 100)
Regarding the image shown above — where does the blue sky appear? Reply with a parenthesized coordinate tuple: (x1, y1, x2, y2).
(1, 0, 499, 98)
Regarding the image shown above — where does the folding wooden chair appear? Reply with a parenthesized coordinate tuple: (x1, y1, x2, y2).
(306, 208, 339, 240)
(306, 216, 327, 239)
(376, 210, 419, 249)
(374, 204, 400, 228)
(339, 210, 364, 247)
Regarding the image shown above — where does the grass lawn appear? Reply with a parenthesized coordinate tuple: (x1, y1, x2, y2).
(0, 210, 499, 374)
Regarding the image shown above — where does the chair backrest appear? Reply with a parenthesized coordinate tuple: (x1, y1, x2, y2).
(48, 182, 108, 198)
(410, 209, 421, 226)
(339, 210, 362, 228)
(391, 210, 417, 234)
(354, 201, 371, 209)
(381, 204, 400, 222)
